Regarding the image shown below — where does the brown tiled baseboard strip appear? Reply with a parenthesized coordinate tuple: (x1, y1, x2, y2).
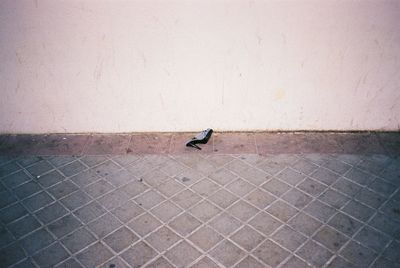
(0, 132, 399, 156)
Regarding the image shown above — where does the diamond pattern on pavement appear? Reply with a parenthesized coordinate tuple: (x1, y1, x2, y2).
(0, 153, 399, 267)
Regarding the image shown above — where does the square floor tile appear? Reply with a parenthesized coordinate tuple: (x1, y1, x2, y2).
(191, 256, 220, 268)
(159, 159, 187, 177)
(354, 188, 386, 209)
(171, 189, 202, 210)
(318, 189, 350, 209)
(151, 201, 182, 222)
(156, 179, 184, 197)
(174, 168, 204, 186)
(48, 180, 79, 199)
(282, 188, 313, 209)
(225, 160, 268, 186)
(280, 256, 311, 268)
(59, 161, 86, 178)
(271, 225, 306, 251)
(209, 240, 246, 267)
(368, 213, 400, 239)
(70, 169, 99, 187)
(105, 169, 136, 187)
(33, 242, 69, 268)
(340, 241, 377, 267)
(61, 227, 96, 253)
(191, 178, 220, 197)
(146, 256, 174, 268)
(76, 242, 113, 267)
(80, 155, 108, 167)
(145, 226, 181, 252)
(134, 190, 166, 210)
(266, 200, 299, 222)
(13, 258, 39, 268)
(288, 212, 322, 236)
(369, 178, 396, 197)
(17, 156, 43, 167)
(253, 239, 290, 267)
(165, 240, 202, 267)
(2, 170, 31, 189)
(322, 159, 351, 175)
(227, 200, 259, 222)
(382, 240, 400, 264)
(248, 212, 282, 235)
(73, 201, 106, 224)
(136, 169, 167, 188)
(104, 227, 139, 253)
(257, 157, 287, 176)
(189, 201, 221, 222)
(48, 214, 82, 239)
(354, 226, 390, 253)
(0, 243, 26, 267)
(341, 200, 375, 222)
(261, 178, 292, 196)
(328, 212, 363, 236)
(112, 200, 144, 223)
(0, 190, 18, 209)
(168, 213, 202, 237)
(188, 226, 223, 251)
(380, 200, 400, 222)
(297, 178, 327, 197)
(208, 189, 238, 209)
(127, 160, 156, 178)
(99, 257, 129, 268)
(26, 161, 54, 178)
(84, 179, 114, 198)
(20, 228, 55, 255)
(208, 168, 237, 185)
(59, 190, 92, 211)
(127, 213, 162, 237)
(235, 256, 265, 268)
(310, 167, 340, 186)
(47, 156, 79, 168)
(14, 181, 42, 200)
(326, 256, 357, 268)
(1, 203, 28, 224)
(35, 202, 68, 224)
(97, 189, 130, 210)
(276, 168, 306, 186)
(244, 189, 276, 209)
(121, 179, 149, 198)
(230, 225, 265, 251)
(291, 159, 319, 175)
(121, 241, 157, 267)
(209, 213, 241, 236)
(92, 160, 121, 178)
(297, 240, 333, 267)
(226, 178, 255, 197)
(332, 178, 362, 197)
(344, 168, 375, 186)
(23, 191, 54, 212)
(88, 212, 122, 238)
(304, 200, 337, 223)
(6, 215, 41, 240)
(313, 225, 348, 252)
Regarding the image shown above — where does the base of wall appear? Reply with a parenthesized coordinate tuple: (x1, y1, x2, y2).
(1, 132, 399, 156)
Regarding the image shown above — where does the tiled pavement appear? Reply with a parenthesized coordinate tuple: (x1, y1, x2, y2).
(0, 133, 399, 268)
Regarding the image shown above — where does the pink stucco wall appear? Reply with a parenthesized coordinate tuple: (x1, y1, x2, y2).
(1, 0, 399, 133)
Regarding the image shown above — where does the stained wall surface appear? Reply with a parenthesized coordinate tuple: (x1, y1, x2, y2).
(1, 0, 399, 133)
